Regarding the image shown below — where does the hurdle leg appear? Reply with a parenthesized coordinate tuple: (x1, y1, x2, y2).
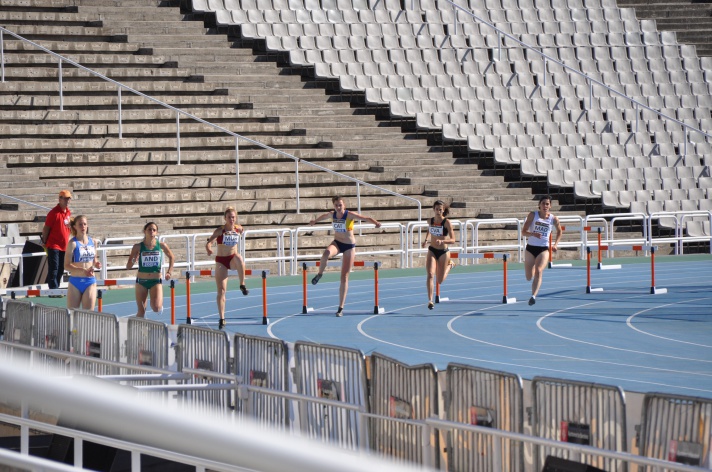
(185, 271, 192, 324)
(502, 255, 516, 304)
(373, 263, 384, 314)
(170, 280, 176, 325)
(586, 248, 604, 293)
(97, 290, 103, 313)
(262, 270, 269, 325)
(302, 262, 311, 314)
(650, 247, 667, 295)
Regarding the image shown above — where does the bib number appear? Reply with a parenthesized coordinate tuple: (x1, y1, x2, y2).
(429, 226, 444, 237)
(333, 222, 347, 233)
(141, 251, 161, 268)
(222, 233, 239, 246)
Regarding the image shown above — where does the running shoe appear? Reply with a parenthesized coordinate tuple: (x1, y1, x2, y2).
(218, 318, 226, 330)
(240, 285, 249, 296)
(335, 307, 344, 317)
(311, 273, 322, 285)
(428, 302, 434, 310)
(528, 297, 536, 306)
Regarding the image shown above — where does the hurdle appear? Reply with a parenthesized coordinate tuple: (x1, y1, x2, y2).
(183, 269, 270, 326)
(435, 252, 516, 304)
(585, 245, 667, 294)
(5, 288, 66, 298)
(593, 228, 622, 270)
(96, 279, 178, 323)
(547, 224, 592, 269)
(301, 261, 384, 314)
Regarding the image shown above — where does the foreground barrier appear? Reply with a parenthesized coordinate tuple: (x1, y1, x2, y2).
(436, 252, 516, 304)
(301, 261, 384, 314)
(5, 288, 66, 298)
(586, 245, 667, 295)
(183, 269, 270, 326)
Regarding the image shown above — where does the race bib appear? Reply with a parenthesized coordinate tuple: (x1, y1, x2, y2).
(533, 220, 551, 238)
(77, 244, 95, 263)
(333, 221, 347, 233)
(222, 233, 239, 246)
(141, 250, 161, 268)
(429, 226, 444, 237)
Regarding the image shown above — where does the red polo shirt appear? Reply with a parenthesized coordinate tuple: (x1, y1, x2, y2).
(44, 205, 72, 251)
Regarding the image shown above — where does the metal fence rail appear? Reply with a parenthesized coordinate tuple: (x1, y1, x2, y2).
(531, 376, 628, 472)
(446, 363, 524, 472)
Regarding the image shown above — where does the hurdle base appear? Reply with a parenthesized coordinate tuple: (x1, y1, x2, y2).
(262, 317, 269, 325)
(502, 296, 517, 304)
(549, 263, 573, 269)
(586, 286, 604, 293)
(597, 263, 622, 270)
(651, 287, 668, 295)
(435, 296, 448, 303)
(304, 306, 385, 315)
(374, 306, 385, 314)
(186, 317, 192, 325)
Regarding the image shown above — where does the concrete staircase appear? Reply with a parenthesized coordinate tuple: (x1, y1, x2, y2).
(0, 0, 580, 274)
(616, 0, 712, 57)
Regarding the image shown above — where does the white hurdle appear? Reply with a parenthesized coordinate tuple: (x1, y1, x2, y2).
(301, 261, 385, 315)
(436, 252, 516, 304)
(2, 288, 66, 298)
(585, 245, 667, 295)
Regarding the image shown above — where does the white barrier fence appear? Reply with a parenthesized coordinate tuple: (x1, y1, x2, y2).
(0, 213, 710, 290)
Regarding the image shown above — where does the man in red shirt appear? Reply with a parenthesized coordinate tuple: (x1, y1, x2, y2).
(41, 190, 72, 290)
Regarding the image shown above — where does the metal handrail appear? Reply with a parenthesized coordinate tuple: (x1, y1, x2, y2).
(442, 0, 712, 155)
(0, 193, 51, 211)
(0, 26, 422, 220)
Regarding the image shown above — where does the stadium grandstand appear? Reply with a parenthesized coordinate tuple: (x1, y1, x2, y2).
(1, 0, 711, 470)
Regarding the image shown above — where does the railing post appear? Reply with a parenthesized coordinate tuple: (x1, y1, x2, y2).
(542, 57, 547, 86)
(1, 30, 5, 83)
(683, 126, 688, 157)
(589, 80, 593, 110)
(452, 4, 457, 35)
(357, 182, 362, 236)
(421, 420, 433, 468)
(498, 31, 502, 60)
(295, 161, 300, 214)
(235, 137, 240, 190)
(176, 113, 181, 165)
(58, 58, 63, 111)
(118, 87, 123, 139)
(635, 103, 639, 133)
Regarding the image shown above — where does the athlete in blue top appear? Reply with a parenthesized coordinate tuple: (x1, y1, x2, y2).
(309, 196, 381, 316)
(126, 222, 175, 318)
(64, 215, 101, 310)
(522, 196, 562, 305)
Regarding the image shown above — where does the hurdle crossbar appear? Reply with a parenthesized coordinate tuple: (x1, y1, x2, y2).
(183, 269, 269, 325)
(301, 261, 384, 314)
(96, 280, 178, 321)
(585, 245, 666, 294)
(547, 225, 592, 269)
(436, 253, 516, 304)
(5, 288, 66, 298)
(595, 227, 622, 270)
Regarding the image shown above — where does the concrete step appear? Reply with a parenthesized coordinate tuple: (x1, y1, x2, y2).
(1, 40, 143, 54)
(0, 108, 269, 123)
(0, 81, 233, 95)
(3, 52, 176, 67)
(1, 67, 198, 81)
(0, 122, 297, 138)
(0, 94, 247, 110)
(0, 135, 327, 152)
(0, 11, 100, 24)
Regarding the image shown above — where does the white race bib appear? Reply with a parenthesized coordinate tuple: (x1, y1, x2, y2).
(333, 221, 347, 233)
(141, 250, 161, 268)
(222, 233, 239, 246)
(429, 226, 444, 237)
(77, 245, 95, 263)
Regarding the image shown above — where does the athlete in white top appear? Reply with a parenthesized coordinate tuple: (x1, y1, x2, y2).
(522, 196, 562, 305)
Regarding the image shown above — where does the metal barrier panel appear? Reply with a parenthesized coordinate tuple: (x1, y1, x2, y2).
(71, 309, 120, 376)
(4, 299, 32, 345)
(293, 341, 368, 450)
(176, 325, 230, 413)
(234, 333, 289, 428)
(32, 304, 71, 374)
(369, 352, 439, 467)
(639, 393, 712, 470)
(531, 376, 627, 472)
(446, 363, 524, 472)
(126, 317, 169, 369)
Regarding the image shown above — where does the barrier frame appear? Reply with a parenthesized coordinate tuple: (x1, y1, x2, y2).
(301, 261, 384, 314)
(435, 252, 516, 304)
(405, 219, 466, 268)
(464, 218, 523, 264)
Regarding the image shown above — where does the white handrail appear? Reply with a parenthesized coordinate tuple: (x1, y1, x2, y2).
(465, 218, 523, 263)
(0, 193, 51, 211)
(0, 26, 422, 221)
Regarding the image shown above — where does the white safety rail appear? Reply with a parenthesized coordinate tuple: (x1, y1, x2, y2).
(541, 215, 584, 269)
(0, 246, 46, 288)
(190, 232, 215, 270)
(649, 210, 712, 255)
(98, 236, 142, 281)
(405, 219, 466, 268)
(464, 218, 523, 264)
(290, 223, 405, 276)
(241, 228, 291, 276)
(300, 260, 385, 315)
(158, 233, 193, 274)
(0, 287, 66, 298)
